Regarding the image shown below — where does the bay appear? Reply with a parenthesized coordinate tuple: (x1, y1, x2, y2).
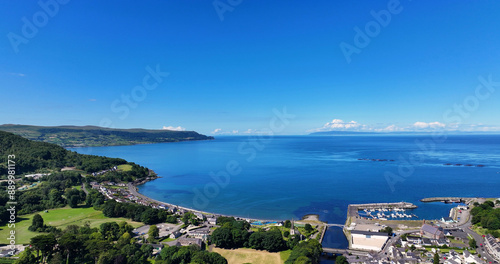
(70, 135, 500, 249)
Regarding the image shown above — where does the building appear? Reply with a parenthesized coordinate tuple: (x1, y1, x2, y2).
(350, 230, 389, 252)
(169, 231, 181, 239)
(463, 250, 483, 264)
(420, 224, 444, 239)
(484, 234, 500, 262)
(188, 228, 210, 241)
(177, 237, 203, 248)
(441, 217, 454, 223)
(207, 217, 217, 225)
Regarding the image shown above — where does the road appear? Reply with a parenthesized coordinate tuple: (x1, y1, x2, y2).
(461, 221, 498, 263)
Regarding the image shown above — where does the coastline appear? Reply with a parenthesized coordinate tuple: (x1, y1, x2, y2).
(128, 180, 285, 223)
(66, 137, 215, 149)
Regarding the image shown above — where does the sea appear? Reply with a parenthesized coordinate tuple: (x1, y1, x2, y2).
(70, 135, 500, 251)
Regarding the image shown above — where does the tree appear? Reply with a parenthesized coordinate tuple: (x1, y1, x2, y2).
(304, 224, 313, 233)
(30, 233, 57, 263)
(433, 252, 440, 264)
(212, 227, 234, 248)
(29, 213, 44, 231)
(336, 255, 348, 264)
(68, 195, 80, 208)
(148, 225, 159, 242)
(469, 238, 477, 249)
(285, 240, 322, 264)
(294, 256, 313, 264)
(284, 230, 290, 237)
(14, 247, 38, 264)
(284, 220, 292, 228)
(380, 226, 393, 235)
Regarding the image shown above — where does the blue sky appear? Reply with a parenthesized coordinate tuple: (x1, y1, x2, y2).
(1, 0, 500, 135)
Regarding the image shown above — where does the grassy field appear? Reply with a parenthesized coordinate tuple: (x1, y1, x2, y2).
(211, 247, 283, 264)
(471, 226, 489, 236)
(0, 207, 143, 245)
(117, 164, 133, 171)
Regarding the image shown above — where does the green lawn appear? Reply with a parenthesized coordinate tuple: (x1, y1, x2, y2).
(280, 249, 292, 262)
(160, 237, 175, 242)
(117, 164, 133, 171)
(448, 237, 466, 245)
(422, 246, 476, 254)
(0, 206, 143, 245)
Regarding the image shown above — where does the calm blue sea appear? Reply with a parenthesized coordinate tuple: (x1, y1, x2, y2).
(70, 135, 500, 249)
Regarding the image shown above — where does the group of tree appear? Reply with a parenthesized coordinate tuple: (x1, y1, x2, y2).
(0, 171, 87, 220)
(284, 239, 323, 264)
(154, 244, 227, 264)
(182, 211, 203, 226)
(16, 221, 151, 264)
(471, 200, 500, 236)
(211, 217, 301, 252)
(102, 200, 178, 225)
(379, 226, 393, 235)
(0, 130, 151, 179)
(0, 130, 129, 175)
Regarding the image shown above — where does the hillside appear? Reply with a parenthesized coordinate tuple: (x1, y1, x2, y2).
(0, 130, 146, 176)
(0, 124, 214, 147)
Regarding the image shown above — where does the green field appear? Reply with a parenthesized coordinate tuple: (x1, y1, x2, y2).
(0, 207, 143, 245)
(117, 164, 133, 171)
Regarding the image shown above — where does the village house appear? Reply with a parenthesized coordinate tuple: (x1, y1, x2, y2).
(420, 224, 444, 239)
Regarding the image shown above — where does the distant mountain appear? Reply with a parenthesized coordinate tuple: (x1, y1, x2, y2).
(0, 124, 214, 147)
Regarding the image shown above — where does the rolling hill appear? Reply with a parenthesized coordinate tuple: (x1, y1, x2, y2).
(0, 124, 214, 147)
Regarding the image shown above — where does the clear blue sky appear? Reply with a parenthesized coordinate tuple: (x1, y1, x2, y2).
(2, 0, 500, 135)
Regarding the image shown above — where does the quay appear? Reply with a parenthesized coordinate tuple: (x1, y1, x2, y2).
(420, 197, 475, 204)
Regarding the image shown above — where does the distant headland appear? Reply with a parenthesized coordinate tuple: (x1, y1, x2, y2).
(0, 124, 214, 147)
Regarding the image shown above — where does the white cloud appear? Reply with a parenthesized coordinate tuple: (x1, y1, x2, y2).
(211, 128, 239, 135)
(162, 126, 186, 131)
(309, 119, 364, 132)
(309, 118, 500, 134)
(412, 121, 446, 129)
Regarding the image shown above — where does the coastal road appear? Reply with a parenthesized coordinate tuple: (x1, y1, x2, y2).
(461, 221, 498, 263)
(451, 206, 497, 263)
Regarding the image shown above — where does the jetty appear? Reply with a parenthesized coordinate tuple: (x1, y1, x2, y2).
(420, 197, 475, 204)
